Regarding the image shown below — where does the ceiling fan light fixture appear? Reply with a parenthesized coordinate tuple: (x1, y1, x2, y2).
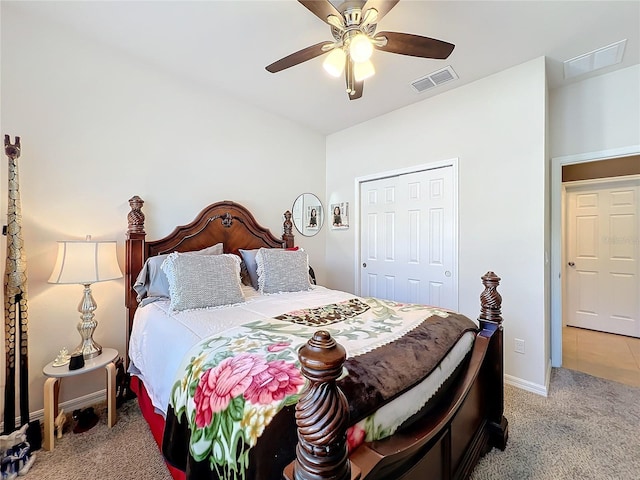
(349, 33, 373, 63)
(323, 47, 346, 77)
(354, 59, 375, 82)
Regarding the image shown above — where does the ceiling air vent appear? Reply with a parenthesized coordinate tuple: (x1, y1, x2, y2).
(411, 66, 458, 93)
(563, 39, 627, 80)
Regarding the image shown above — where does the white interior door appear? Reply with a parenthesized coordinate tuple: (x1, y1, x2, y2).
(565, 178, 640, 337)
(359, 166, 456, 310)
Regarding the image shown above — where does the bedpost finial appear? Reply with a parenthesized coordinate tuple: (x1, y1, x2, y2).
(298, 330, 346, 383)
(284, 210, 293, 232)
(479, 271, 502, 324)
(283, 210, 294, 248)
(127, 195, 145, 234)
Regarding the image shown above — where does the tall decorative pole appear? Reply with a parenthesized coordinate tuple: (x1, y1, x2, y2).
(3, 135, 30, 433)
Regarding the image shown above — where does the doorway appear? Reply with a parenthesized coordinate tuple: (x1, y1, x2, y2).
(551, 148, 640, 368)
(356, 161, 458, 311)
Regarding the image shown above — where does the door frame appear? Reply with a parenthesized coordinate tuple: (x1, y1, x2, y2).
(353, 158, 459, 310)
(550, 145, 640, 367)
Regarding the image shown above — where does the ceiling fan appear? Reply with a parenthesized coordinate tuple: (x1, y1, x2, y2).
(265, 0, 455, 100)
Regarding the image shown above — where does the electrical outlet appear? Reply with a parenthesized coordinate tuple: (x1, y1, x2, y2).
(514, 338, 525, 354)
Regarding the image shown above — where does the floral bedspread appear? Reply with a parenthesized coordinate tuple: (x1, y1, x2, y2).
(162, 297, 476, 480)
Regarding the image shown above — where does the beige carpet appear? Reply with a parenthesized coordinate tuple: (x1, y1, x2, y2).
(26, 400, 172, 480)
(27, 368, 640, 479)
(471, 368, 640, 480)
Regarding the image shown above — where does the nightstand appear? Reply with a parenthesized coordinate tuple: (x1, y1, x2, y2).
(42, 348, 118, 451)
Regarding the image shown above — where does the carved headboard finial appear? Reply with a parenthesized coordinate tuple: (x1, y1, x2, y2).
(127, 196, 145, 235)
(221, 212, 233, 228)
(479, 271, 502, 324)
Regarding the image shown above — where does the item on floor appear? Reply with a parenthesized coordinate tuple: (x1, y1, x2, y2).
(54, 410, 66, 440)
(72, 408, 99, 434)
(0, 423, 36, 478)
(51, 348, 70, 367)
(0, 424, 27, 451)
(68, 353, 84, 371)
(115, 357, 136, 408)
(24, 421, 41, 454)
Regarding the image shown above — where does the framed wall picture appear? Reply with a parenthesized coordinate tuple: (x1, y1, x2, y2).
(306, 205, 320, 231)
(330, 202, 349, 230)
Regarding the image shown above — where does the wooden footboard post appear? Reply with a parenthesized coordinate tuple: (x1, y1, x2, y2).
(478, 271, 509, 451)
(125, 195, 146, 368)
(284, 331, 354, 480)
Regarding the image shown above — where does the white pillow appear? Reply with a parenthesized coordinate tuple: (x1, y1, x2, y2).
(161, 252, 244, 311)
(255, 248, 311, 294)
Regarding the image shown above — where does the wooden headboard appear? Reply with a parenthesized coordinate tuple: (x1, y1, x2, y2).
(124, 196, 294, 356)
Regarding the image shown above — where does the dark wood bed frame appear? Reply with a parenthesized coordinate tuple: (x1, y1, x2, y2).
(125, 196, 508, 480)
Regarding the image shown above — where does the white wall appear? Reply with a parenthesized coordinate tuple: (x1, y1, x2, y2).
(1, 6, 327, 415)
(326, 58, 549, 391)
(550, 64, 640, 158)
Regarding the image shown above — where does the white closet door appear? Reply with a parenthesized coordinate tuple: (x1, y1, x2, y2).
(360, 166, 456, 310)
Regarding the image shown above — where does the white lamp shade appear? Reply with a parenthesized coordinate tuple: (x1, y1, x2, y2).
(323, 47, 346, 77)
(349, 34, 373, 63)
(48, 240, 122, 284)
(354, 60, 375, 82)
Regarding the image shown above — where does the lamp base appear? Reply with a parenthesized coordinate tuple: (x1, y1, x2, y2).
(74, 284, 102, 359)
(72, 340, 102, 360)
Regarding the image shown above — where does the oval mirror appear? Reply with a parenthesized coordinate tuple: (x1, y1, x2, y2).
(292, 193, 323, 237)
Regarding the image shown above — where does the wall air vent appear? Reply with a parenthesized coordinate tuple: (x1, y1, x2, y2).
(411, 65, 458, 93)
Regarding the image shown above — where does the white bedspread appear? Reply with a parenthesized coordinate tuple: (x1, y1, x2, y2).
(129, 285, 356, 414)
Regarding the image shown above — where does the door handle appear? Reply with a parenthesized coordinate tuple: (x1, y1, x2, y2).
(362, 263, 367, 268)
(568, 262, 575, 267)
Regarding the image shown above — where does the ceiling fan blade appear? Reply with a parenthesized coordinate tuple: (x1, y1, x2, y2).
(266, 41, 334, 73)
(361, 0, 400, 23)
(298, 0, 342, 25)
(375, 31, 455, 59)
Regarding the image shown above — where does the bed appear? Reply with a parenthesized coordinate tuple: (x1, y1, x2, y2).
(124, 196, 508, 480)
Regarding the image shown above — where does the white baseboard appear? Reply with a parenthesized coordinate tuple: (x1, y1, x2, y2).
(505, 374, 549, 397)
(0, 389, 107, 431)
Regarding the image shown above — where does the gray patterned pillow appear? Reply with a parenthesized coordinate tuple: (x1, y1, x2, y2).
(255, 248, 311, 294)
(133, 243, 224, 305)
(161, 252, 245, 311)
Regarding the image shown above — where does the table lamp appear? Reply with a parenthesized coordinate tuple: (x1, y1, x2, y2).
(48, 237, 122, 359)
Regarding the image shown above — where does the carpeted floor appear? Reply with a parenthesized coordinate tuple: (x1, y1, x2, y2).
(470, 368, 640, 480)
(26, 368, 640, 479)
(26, 399, 172, 480)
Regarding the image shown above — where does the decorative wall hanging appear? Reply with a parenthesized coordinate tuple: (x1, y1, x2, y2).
(2, 135, 41, 452)
(331, 202, 349, 230)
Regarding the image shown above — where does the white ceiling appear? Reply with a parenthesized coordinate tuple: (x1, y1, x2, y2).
(6, 0, 640, 134)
